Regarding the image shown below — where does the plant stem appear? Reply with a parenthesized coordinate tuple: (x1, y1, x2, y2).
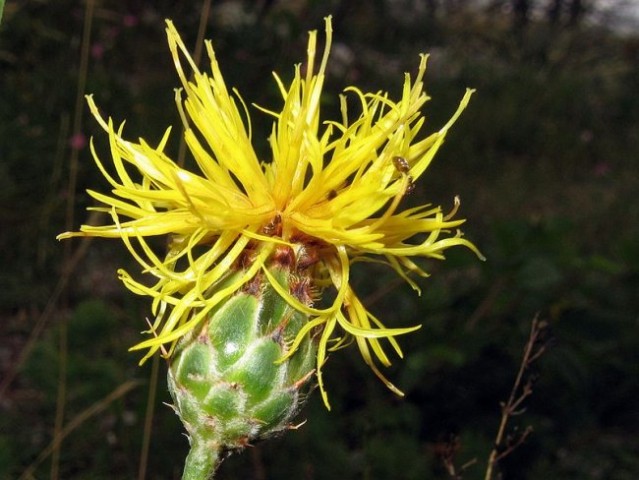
(484, 316, 547, 480)
(182, 437, 222, 480)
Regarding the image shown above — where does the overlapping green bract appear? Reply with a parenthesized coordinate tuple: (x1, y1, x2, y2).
(168, 262, 317, 479)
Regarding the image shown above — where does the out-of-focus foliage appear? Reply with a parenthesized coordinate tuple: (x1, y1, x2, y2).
(1, 1, 637, 479)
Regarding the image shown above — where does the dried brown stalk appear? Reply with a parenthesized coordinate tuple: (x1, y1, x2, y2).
(484, 316, 550, 480)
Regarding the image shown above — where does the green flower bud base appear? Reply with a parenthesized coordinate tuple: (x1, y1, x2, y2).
(168, 255, 317, 479)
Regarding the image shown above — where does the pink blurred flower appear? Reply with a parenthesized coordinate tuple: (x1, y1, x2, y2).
(69, 133, 87, 151)
(123, 14, 139, 28)
(91, 43, 105, 60)
(593, 162, 611, 177)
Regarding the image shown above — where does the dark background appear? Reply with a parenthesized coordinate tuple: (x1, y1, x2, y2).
(1, 1, 638, 478)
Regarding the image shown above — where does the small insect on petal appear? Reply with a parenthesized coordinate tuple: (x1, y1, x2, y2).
(262, 214, 282, 236)
(393, 156, 415, 195)
(392, 156, 410, 173)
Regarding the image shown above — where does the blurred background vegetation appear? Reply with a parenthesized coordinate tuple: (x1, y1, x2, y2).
(1, 0, 638, 478)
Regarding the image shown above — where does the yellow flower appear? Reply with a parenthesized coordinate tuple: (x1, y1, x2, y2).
(58, 17, 482, 407)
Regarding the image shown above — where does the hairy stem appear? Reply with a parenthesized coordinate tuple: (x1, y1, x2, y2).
(182, 436, 222, 480)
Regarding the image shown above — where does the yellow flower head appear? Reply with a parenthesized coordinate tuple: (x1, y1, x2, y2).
(59, 17, 482, 407)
